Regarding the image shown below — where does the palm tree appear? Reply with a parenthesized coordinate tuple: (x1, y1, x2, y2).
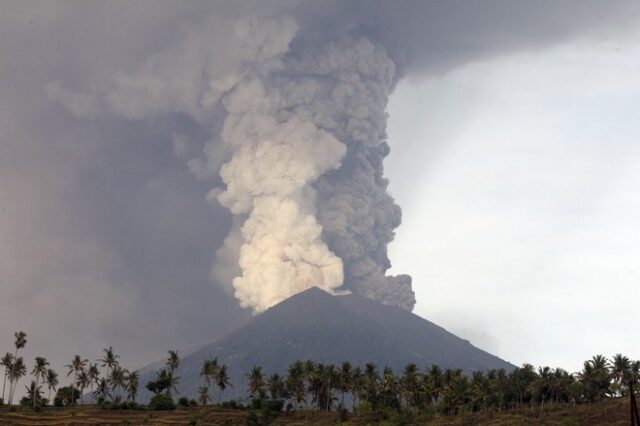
(126, 370, 139, 402)
(87, 363, 100, 403)
(338, 361, 352, 408)
(65, 355, 87, 406)
(99, 346, 119, 377)
(7, 357, 26, 405)
(1, 352, 14, 402)
(76, 369, 91, 405)
(268, 373, 285, 399)
(286, 361, 306, 409)
(14, 331, 27, 357)
(198, 386, 211, 406)
(425, 364, 444, 406)
(400, 363, 421, 408)
(363, 363, 379, 405)
(216, 364, 232, 403)
(165, 350, 181, 397)
(93, 377, 111, 402)
(108, 365, 126, 399)
(351, 366, 364, 408)
(247, 366, 266, 399)
(380, 366, 398, 409)
(31, 357, 49, 407)
(167, 350, 180, 374)
(45, 369, 59, 403)
(200, 358, 219, 401)
(24, 380, 43, 407)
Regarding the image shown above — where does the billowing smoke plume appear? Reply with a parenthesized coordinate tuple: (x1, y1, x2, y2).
(49, 14, 415, 313)
(205, 18, 415, 312)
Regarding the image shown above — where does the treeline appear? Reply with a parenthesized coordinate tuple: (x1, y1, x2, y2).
(2, 330, 639, 423)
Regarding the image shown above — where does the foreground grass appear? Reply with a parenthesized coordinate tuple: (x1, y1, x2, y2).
(0, 399, 630, 425)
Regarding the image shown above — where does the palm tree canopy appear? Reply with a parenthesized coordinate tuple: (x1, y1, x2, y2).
(14, 331, 27, 351)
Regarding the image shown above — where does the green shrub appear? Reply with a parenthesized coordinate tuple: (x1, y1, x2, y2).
(178, 397, 190, 407)
(149, 393, 176, 411)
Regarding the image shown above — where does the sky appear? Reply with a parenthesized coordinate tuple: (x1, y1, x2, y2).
(387, 36, 640, 371)
(1, 0, 639, 382)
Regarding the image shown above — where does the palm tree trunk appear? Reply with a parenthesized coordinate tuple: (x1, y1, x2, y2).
(2, 371, 7, 401)
(33, 377, 39, 408)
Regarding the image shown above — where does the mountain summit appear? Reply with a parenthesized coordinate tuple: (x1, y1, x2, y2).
(139, 288, 514, 401)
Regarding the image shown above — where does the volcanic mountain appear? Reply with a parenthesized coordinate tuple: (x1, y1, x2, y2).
(138, 288, 514, 401)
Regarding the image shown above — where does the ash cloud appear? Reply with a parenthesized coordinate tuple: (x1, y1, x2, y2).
(1, 0, 639, 369)
(41, 1, 640, 313)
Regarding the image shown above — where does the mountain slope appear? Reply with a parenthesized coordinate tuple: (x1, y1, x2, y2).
(139, 288, 514, 401)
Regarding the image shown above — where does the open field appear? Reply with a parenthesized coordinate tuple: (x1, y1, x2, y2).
(0, 399, 631, 426)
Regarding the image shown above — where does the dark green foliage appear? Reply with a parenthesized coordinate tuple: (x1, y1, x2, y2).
(145, 369, 174, 395)
(178, 396, 190, 407)
(148, 393, 176, 411)
(54, 386, 80, 407)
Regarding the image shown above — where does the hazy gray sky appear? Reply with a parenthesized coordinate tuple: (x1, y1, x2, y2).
(388, 34, 640, 371)
(1, 0, 639, 379)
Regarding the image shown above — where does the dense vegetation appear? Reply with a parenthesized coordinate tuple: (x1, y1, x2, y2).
(1, 330, 639, 424)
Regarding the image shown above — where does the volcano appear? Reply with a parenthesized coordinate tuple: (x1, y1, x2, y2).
(138, 288, 514, 401)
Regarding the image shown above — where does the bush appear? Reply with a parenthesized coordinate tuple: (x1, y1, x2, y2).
(189, 399, 198, 407)
(261, 399, 284, 413)
(0, 397, 4, 406)
(53, 397, 64, 407)
(178, 397, 190, 407)
(148, 393, 176, 411)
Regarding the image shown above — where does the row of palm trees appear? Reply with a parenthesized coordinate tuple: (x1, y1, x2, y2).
(0, 332, 140, 407)
(2, 330, 638, 420)
(242, 355, 640, 416)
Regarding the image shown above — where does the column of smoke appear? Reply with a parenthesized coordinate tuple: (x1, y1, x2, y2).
(54, 15, 416, 313)
(205, 17, 414, 313)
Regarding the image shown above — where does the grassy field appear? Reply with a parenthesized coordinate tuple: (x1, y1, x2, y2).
(0, 399, 631, 425)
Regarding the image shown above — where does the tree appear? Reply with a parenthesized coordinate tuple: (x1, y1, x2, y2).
(14, 331, 27, 357)
(93, 377, 111, 403)
(126, 370, 139, 402)
(31, 357, 49, 408)
(268, 373, 286, 399)
(351, 366, 364, 408)
(198, 386, 211, 406)
(45, 369, 59, 403)
(380, 366, 399, 409)
(56, 385, 80, 407)
(145, 369, 173, 395)
(76, 369, 91, 405)
(167, 350, 180, 374)
(363, 363, 379, 406)
(99, 347, 119, 377)
(65, 355, 87, 406)
(400, 363, 421, 409)
(0, 353, 14, 402)
(8, 357, 27, 405)
(21, 380, 43, 407)
(216, 364, 232, 403)
(285, 361, 306, 409)
(247, 366, 266, 399)
(338, 361, 353, 408)
(87, 363, 100, 403)
(108, 365, 127, 398)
